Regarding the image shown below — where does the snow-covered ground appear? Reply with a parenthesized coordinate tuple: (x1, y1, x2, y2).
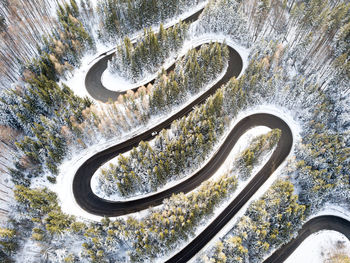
(314, 205, 350, 222)
(0, 175, 13, 224)
(0, 146, 16, 225)
(61, 42, 115, 100)
(285, 230, 350, 263)
(281, 206, 350, 263)
(14, 239, 42, 263)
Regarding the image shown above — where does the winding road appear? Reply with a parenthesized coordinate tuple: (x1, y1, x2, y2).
(74, 5, 350, 263)
(74, 44, 243, 216)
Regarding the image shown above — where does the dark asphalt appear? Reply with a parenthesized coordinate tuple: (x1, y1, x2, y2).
(77, 6, 350, 263)
(264, 215, 350, 263)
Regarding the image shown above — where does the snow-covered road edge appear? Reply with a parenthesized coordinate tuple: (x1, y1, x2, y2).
(283, 204, 350, 263)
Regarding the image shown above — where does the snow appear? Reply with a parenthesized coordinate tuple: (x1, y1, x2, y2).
(47, 0, 65, 19)
(4, 1, 349, 263)
(0, 147, 16, 225)
(239, 104, 303, 154)
(83, 0, 98, 8)
(53, 135, 127, 222)
(14, 239, 42, 263)
(101, 70, 136, 92)
(284, 204, 350, 263)
(284, 230, 350, 263)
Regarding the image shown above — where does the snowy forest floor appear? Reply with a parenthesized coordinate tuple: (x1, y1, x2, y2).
(285, 230, 350, 263)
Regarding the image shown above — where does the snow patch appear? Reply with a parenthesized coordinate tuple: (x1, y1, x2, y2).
(0, 146, 16, 224)
(284, 230, 350, 263)
(237, 104, 303, 154)
(14, 239, 42, 263)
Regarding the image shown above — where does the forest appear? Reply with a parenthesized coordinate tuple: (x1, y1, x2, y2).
(0, 0, 349, 262)
(97, 0, 204, 42)
(109, 21, 189, 82)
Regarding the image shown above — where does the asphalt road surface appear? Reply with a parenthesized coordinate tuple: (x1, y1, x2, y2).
(77, 6, 350, 263)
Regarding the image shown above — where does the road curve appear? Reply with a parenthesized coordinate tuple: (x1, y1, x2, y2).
(264, 215, 350, 263)
(85, 7, 205, 102)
